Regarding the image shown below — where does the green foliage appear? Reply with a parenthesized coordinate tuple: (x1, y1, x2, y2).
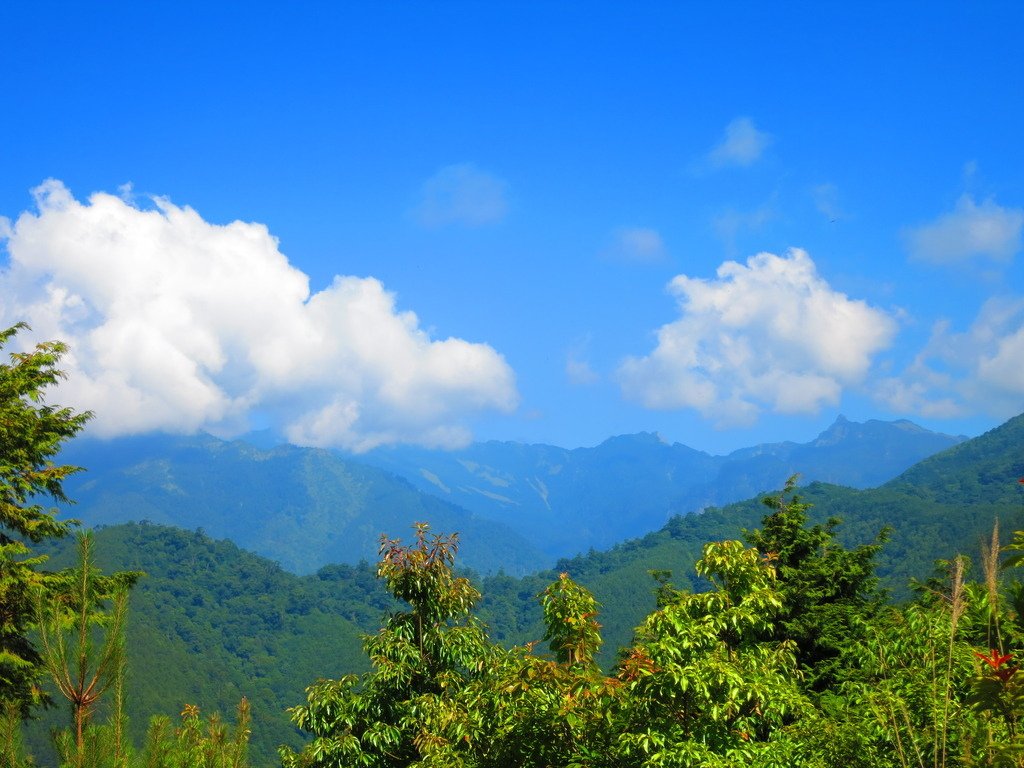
(832, 566, 1000, 768)
(0, 323, 91, 715)
(614, 540, 811, 767)
(18, 530, 254, 768)
(281, 524, 493, 768)
(540, 573, 602, 666)
(19, 478, 1020, 768)
(37, 531, 140, 768)
(745, 476, 887, 690)
(433, 643, 619, 768)
(142, 700, 251, 768)
(19, 467, 1019, 768)
(459, 574, 615, 767)
(282, 527, 624, 768)
(0, 699, 34, 767)
(25, 698, 252, 768)
(284, 528, 832, 768)
(277, 471, 1024, 768)
(999, 517, 1024, 572)
(27, 523, 381, 766)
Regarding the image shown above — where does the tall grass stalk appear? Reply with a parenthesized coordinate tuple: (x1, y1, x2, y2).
(937, 555, 965, 768)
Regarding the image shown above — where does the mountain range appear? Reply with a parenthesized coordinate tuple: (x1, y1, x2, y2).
(58, 415, 963, 573)
(58, 434, 546, 576)
(358, 415, 964, 557)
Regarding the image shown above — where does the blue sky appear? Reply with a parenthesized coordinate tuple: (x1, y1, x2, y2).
(1, 3, 1022, 453)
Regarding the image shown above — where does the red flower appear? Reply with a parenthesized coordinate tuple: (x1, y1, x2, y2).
(976, 649, 1018, 681)
(976, 649, 1013, 670)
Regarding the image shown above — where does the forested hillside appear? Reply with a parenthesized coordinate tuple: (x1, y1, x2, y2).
(28, 524, 386, 764)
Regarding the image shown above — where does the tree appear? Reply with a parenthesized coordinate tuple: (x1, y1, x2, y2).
(744, 476, 887, 691)
(285, 523, 626, 768)
(0, 323, 91, 716)
(281, 523, 494, 768)
(142, 699, 251, 768)
(36, 532, 139, 768)
(614, 540, 812, 767)
(451, 574, 618, 767)
(540, 572, 603, 667)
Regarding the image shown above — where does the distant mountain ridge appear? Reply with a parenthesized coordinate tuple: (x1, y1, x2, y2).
(355, 415, 965, 557)
(58, 433, 547, 576)
(56, 416, 964, 576)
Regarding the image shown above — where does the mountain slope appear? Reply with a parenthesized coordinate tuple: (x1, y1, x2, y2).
(59, 434, 547, 576)
(56, 416, 963, 576)
(884, 412, 1024, 505)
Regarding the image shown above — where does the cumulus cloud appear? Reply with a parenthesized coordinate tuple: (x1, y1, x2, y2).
(603, 226, 667, 263)
(707, 117, 772, 168)
(0, 180, 518, 451)
(618, 249, 896, 426)
(904, 194, 1023, 264)
(876, 296, 1024, 419)
(413, 163, 509, 227)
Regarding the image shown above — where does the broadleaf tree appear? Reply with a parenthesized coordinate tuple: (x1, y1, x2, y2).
(280, 523, 494, 768)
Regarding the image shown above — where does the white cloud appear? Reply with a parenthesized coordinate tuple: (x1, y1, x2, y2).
(565, 334, 600, 386)
(707, 117, 772, 168)
(413, 163, 509, 227)
(904, 194, 1023, 264)
(876, 297, 1024, 419)
(566, 356, 599, 386)
(618, 249, 896, 425)
(603, 226, 666, 263)
(711, 202, 775, 253)
(812, 183, 845, 222)
(0, 180, 518, 451)
(566, 358, 599, 386)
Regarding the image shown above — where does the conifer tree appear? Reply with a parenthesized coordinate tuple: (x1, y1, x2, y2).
(745, 475, 887, 690)
(37, 531, 139, 768)
(0, 323, 91, 716)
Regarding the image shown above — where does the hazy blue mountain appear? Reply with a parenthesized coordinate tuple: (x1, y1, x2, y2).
(354, 415, 964, 557)
(58, 433, 547, 576)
